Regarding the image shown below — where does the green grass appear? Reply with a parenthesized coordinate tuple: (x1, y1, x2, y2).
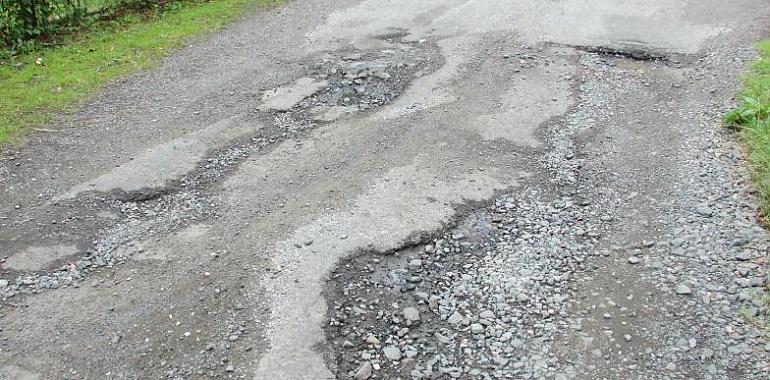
(0, 0, 279, 144)
(727, 40, 770, 217)
(727, 40, 770, 330)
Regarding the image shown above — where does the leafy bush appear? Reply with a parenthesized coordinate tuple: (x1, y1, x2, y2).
(1, 0, 86, 50)
(0, 0, 167, 53)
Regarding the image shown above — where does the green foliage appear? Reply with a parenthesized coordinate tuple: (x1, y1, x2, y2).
(727, 40, 770, 218)
(725, 96, 770, 128)
(0, 0, 279, 144)
(728, 41, 770, 332)
(0, 0, 174, 53)
(1, 0, 88, 51)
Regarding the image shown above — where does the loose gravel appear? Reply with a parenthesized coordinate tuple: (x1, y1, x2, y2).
(323, 49, 770, 380)
(0, 38, 443, 301)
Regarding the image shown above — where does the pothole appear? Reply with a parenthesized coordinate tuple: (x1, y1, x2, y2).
(260, 37, 443, 132)
(0, 37, 445, 301)
(323, 186, 611, 380)
(563, 42, 694, 65)
(320, 56, 614, 379)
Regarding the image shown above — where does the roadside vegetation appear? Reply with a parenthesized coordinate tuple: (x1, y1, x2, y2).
(726, 40, 770, 328)
(0, 0, 278, 144)
(726, 40, 770, 217)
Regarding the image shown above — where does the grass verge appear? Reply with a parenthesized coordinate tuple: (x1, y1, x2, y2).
(0, 0, 279, 145)
(726, 40, 770, 217)
(727, 40, 770, 328)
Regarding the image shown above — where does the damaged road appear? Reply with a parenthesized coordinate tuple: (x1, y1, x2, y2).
(1, 0, 769, 379)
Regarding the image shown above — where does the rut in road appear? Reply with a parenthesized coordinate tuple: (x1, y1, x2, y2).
(0, 0, 769, 379)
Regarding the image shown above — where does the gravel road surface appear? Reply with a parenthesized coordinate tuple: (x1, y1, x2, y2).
(1, 1, 769, 379)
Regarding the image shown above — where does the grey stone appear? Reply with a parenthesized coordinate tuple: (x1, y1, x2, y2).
(383, 345, 402, 361)
(447, 312, 463, 325)
(479, 310, 495, 320)
(354, 361, 373, 380)
(676, 284, 692, 295)
(403, 307, 420, 323)
(435, 332, 450, 344)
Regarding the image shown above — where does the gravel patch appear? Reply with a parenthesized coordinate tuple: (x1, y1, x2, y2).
(323, 49, 770, 379)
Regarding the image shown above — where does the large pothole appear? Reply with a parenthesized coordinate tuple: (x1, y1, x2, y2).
(0, 37, 445, 301)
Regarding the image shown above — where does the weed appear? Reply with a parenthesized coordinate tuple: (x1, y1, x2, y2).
(726, 40, 770, 218)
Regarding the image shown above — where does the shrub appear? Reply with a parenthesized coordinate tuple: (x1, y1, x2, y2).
(0, 0, 167, 53)
(1, 0, 87, 50)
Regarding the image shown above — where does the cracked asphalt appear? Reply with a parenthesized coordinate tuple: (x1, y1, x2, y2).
(1, 1, 770, 379)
